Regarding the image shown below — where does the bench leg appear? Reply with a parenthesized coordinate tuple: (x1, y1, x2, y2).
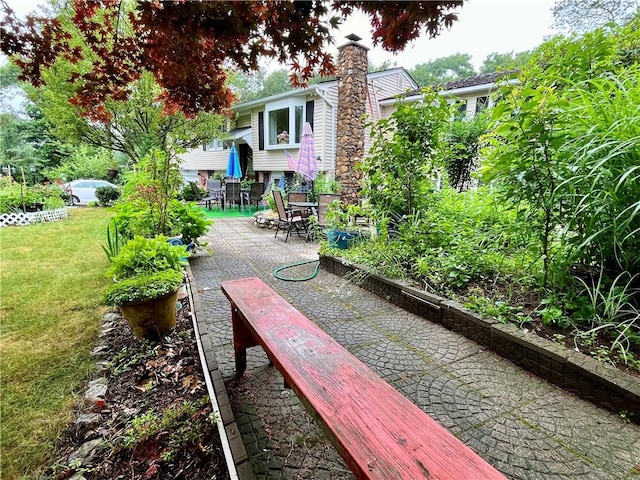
(231, 307, 256, 379)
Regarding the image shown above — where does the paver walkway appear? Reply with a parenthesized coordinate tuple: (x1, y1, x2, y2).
(190, 217, 640, 480)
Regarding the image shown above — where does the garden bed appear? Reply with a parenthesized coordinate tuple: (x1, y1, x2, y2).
(320, 254, 640, 425)
(45, 280, 231, 480)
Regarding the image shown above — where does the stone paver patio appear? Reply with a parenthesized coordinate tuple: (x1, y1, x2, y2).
(190, 217, 640, 480)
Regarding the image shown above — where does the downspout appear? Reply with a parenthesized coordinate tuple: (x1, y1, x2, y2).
(314, 86, 337, 176)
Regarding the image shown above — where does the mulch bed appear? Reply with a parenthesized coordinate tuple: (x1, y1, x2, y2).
(46, 288, 230, 480)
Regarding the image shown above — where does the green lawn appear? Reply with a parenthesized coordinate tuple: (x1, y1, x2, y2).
(0, 208, 113, 480)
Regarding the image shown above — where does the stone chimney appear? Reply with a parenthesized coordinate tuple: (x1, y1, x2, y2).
(335, 34, 368, 205)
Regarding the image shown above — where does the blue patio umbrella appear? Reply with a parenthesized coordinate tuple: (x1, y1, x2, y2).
(278, 175, 286, 190)
(226, 144, 242, 179)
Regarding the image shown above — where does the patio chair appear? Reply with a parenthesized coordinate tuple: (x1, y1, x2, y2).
(287, 191, 310, 218)
(308, 193, 341, 241)
(190, 182, 217, 209)
(206, 179, 223, 210)
(248, 182, 265, 210)
(273, 190, 308, 243)
(225, 182, 243, 211)
(287, 192, 307, 203)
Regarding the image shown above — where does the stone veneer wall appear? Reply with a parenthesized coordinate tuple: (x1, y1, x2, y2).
(335, 41, 368, 205)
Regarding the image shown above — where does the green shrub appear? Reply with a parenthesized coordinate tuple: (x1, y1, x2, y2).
(103, 270, 184, 305)
(170, 200, 212, 247)
(95, 186, 120, 206)
(0, 180, 66, 213)
(107, 235, 188, 281)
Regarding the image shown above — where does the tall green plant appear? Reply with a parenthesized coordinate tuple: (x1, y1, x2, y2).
(360, 88, 451, 216)
(558, 67, 640, 276)
(444, 113, 488, 192)
(481, 85, 571, 288)
(119, 148, 183, 237)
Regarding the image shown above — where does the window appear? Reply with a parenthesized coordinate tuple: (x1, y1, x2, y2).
(456, 100, 467, 119)
(265, 99, 305, 148)
(204, 123, 229, 151)
(204, 139, 228, 151)
(475, 96, 489, 114)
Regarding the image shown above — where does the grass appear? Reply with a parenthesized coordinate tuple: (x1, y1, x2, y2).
(0, 208, 114, 480)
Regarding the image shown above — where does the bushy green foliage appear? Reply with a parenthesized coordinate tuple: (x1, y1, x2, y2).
(106, 235, 187, 281)
(360, 88, 451, 216)
(0, 177, 66, 213)
(481, 17, 640, 288)
(171, 200, 213, 247)
(43, 145, 120, 182)
(103, 269, 184, 305)
(94, 185, 120, 206)
(443, 113, 488, 192)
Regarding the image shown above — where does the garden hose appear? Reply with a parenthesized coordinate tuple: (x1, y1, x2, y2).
(273, 258, 320, 281)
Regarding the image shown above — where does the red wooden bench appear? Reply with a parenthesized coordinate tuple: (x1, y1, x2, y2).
(221, 277, 506, 480)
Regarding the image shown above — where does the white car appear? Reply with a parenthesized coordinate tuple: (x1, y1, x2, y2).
(63, 179, 118, 205)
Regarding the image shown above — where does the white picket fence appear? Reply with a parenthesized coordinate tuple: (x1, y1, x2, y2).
(0, 208, 68, 227)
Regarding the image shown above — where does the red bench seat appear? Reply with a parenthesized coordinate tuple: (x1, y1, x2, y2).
(221, 277, 506, 480)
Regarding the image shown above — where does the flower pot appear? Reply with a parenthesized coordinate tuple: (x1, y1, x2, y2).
(327, 229, 359, 250)
(118, 290, 179, 341)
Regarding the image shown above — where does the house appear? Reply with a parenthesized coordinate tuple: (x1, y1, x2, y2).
(178, 38, 417, 192)
(381, 70, 517, 119)
(178, 36, 514, 200)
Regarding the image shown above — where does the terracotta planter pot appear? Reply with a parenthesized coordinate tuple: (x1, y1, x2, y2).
(118, 290, 179, 341)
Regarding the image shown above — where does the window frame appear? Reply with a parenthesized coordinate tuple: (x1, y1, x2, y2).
(475, 96, 489, 114)
(265, 98, 306, 149)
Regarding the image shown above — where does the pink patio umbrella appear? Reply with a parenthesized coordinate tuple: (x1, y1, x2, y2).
(295, 122, 318, 181)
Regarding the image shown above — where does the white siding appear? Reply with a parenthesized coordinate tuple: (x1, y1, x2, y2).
(177, 148, 228, 171)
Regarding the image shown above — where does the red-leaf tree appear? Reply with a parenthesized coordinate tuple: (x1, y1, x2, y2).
(1, 0, 462, 119)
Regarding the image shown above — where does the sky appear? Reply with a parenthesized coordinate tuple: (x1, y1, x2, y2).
(3, 0, 557, 73)
(330, 0, 557, 71)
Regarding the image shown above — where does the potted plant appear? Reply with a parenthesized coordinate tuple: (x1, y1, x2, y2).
(324, 201, 371, 250)
(104, 270, 184, 340)
(104, 235, 188, 341)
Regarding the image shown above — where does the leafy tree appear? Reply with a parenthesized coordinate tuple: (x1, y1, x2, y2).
(368, 59, 398, 73)
(360, 88, 452, 216)
(443, 113, 488, 192)
(481, 17, 640, 287)
(479, 51, 532, 74)
(1, 0, 463, 119)
(409, 53, 476, 86)
(0, 112, 39, 169)
(552, 0, 638, 33)
(42, 144, 117, 182)
(227, 69, 295, 103)
(32, 64, 225, 164)
(481, 85, 570, 289)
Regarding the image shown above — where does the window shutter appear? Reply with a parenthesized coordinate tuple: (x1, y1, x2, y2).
(258, 112, 264, 150)
(305, 100, 314, 129)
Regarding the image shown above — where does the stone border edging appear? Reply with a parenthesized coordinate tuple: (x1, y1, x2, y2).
(319, 255, 640, 424)
(185, 264, 257, 480)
